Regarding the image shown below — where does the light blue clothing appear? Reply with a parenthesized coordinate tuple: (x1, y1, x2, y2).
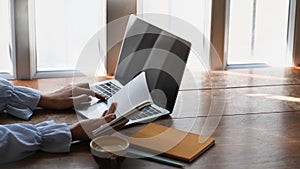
(0, 78, 72, 163)
(0, 121, 71, 163)
(0, 77, 40, 120)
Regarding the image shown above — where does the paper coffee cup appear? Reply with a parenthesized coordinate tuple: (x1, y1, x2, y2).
(90, 135, 129, 158)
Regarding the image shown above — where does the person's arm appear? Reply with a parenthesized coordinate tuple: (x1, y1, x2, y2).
(0, 78, 105, 120)
(0, 103, 117, 164)
(69, 103, 117, 141)
(0, 121, 71, 164)
(0, 78, 41, 120)
(37, 83, 105, 110)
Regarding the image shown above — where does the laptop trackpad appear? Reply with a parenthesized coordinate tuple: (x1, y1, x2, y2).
(77, 102, 108, 119)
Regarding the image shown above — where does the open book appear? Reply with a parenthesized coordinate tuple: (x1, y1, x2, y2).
(93, 72, 152, 136)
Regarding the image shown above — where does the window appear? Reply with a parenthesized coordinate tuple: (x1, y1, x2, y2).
(1, 0, 106, 79)
(32, 0, 106, 73)
(6, 0, 299, 79)
(139, 0, 211, 31)
(138, 0, 212, 71)
(227, 0, 293, 67)
(0, 0, 13, 77)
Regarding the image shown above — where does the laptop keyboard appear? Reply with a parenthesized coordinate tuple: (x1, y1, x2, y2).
(130, 105, 163, 121)
(93, 82, 121, 98)
(93, 82, 166, 123)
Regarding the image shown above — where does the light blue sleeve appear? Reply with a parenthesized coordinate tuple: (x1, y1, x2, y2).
(0, 78, 41, 120)
(0, 120, 72, 164)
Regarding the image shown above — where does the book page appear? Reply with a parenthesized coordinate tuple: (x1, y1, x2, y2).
(107, 72, 152, 117)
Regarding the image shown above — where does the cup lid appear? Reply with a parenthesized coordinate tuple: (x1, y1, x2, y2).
(90, 135, 129, 158)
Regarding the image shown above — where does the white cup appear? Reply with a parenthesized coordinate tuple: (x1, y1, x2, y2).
(90, 135, 129, 158)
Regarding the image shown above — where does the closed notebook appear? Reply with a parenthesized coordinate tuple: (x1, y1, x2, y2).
(128, 123, 215, 162)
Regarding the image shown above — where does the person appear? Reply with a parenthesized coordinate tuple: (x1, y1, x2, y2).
(0, 77, 117, 163)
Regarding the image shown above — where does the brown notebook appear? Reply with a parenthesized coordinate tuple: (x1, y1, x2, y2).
(128, 123, 215, 162)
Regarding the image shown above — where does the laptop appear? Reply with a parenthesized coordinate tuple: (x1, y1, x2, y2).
(76, 14, 191, 125)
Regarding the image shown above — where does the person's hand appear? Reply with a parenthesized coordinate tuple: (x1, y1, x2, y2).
(38, 83, 105, 110)
(69, 103, 117, 141)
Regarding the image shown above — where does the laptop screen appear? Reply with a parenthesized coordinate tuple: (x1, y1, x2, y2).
(115, 15, 191, 112)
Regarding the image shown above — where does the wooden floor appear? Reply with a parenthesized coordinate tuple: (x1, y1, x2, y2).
(1, 67, 300, 169)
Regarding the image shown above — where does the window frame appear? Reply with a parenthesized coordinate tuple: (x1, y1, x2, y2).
(211, 0, 299, 70)
(293, 0, 300, 66)
(13, 0, 31, 79)
(106, 0, 136, 76)
(210, 0, 227, 70)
